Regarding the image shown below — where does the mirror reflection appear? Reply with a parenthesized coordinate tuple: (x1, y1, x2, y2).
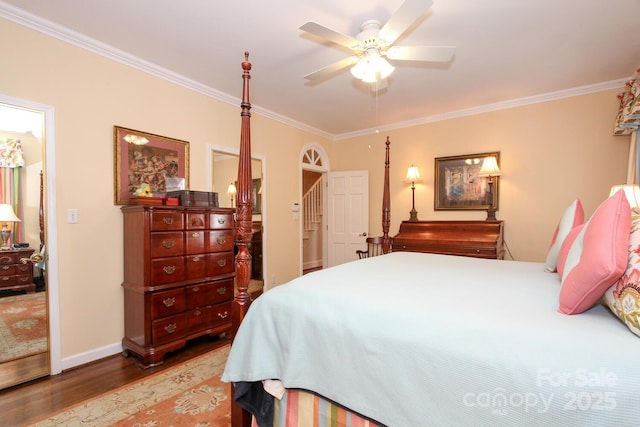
(212, 150, 264, 297)
(0, 102, 48, 389)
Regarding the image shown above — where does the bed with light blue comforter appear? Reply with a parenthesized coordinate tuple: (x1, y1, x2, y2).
(222, 251, 640, 426)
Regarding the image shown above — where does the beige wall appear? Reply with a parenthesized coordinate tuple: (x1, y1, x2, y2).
(332, 90, 629, 261)
(1, 19, 331, 361)
(1, 17, 630, 364)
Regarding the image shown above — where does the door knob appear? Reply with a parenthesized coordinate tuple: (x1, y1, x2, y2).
(359, 232, 367, 237)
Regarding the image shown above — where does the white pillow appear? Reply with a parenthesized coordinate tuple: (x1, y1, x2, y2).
(545, 199, 584, 272)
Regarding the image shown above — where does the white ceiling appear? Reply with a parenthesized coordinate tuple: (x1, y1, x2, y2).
(2, 0, 640, 139)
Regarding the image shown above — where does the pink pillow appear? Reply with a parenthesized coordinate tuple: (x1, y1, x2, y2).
(545, 199, 584, 272)
(559, 189, 631, 314)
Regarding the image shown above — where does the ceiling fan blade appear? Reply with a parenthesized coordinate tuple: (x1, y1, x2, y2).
(387, 45, 455, 62)
(378, 0, 434, 45)
(300, 21, 360, 49)
(304, 56, 360, 81)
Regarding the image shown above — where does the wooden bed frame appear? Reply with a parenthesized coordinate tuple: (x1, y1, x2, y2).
(231, 53, 392, 427)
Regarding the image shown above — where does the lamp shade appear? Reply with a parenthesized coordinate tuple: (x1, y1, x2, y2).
(227, 182, 237, 196)
(0, 204, 20, 222)
(610, 184, 640, 209)
(405, 165, 422, 183)
(478, 156, 502, 177)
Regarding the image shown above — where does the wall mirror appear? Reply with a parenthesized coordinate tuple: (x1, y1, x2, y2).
(211, 147, 265, 297)
(0, 101, 49, 389)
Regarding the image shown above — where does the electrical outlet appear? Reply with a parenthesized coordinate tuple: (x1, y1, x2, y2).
(67, 209, 78, 224)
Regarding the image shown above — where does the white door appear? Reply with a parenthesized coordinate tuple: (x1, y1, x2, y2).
(327, 170, 369, 267)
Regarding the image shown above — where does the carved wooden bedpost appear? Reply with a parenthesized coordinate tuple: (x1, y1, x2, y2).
(382, 137, 391, 253)
(231, 52, 254, 427)
(232, 51, 253, 337)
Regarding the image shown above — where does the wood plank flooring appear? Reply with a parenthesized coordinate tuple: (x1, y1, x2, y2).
(0, 335, 230, 426)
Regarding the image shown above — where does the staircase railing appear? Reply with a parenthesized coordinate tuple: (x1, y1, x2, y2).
(303, 177, 322, 231)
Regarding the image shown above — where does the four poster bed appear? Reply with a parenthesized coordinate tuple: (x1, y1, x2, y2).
(226, 54, 640, 426)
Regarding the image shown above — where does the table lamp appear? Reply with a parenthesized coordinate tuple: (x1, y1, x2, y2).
(478, 156, 502, 221)
(0, 204, 21, 250)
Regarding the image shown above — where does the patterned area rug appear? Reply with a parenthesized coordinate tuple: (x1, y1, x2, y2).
(0, 292, 47, 362)
(29, 345, 231, 427)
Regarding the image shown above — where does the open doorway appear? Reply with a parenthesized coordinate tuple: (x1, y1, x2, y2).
(300, 144, 329, 275)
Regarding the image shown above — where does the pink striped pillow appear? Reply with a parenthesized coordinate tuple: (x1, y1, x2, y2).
(545, 199, 584, 272)
(558, 189, 631, 314)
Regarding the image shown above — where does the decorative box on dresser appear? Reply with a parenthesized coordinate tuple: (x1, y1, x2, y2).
(0, 249, 35, 293)
(121, 205, 235, 368)
(393, 220, 504, 260)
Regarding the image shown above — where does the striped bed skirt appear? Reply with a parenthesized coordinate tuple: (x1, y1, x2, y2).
(252, 389, 381, 427)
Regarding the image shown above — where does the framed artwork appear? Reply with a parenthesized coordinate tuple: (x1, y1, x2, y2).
(434, 152, 500, 211)
(113, 126, 189, 204)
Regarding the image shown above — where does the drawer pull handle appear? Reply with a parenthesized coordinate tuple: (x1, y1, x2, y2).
(217, 259, 227, 267)
(163, 265, 176, 275)
(162, 240, 175, 249)
(192, 256, 201, 262)
(163, 217, 174, 225)
(216, 236, 226, 245)
(164, 323, 177, 334)
(163, 297, 175, 307)
(217, 287, 227, 295)
(218, 311, 228, 319)
(192, 286, 200, 292)
(192, 232, 200, 238)
(18, 277, 28, 283)
(217, 217, 226, 225)
(1, 277, 9, 282)
(1, 266, 8, 270)
(194, 309, 202, 316)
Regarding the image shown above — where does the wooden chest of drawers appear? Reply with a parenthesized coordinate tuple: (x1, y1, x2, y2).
(121, 205, 234, 368)
(0, 249, 35, 293)
(393, 220, 504, 259)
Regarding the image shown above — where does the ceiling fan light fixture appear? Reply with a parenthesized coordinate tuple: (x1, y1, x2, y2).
(350, 51, 395, 83)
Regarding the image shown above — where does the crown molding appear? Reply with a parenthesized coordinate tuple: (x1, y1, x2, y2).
(335, 78, 628, 140)
(0, 1, 628, 143)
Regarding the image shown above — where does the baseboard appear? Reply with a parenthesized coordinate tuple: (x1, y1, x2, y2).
(60, 342, 122, 371)
(303, 260, 322, 270)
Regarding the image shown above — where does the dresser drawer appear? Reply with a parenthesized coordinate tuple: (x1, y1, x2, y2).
(0, 252, 21, 265)
(185, 254, 207, 280)
(150, 288, 185, 319)
(185, 229, 206, 255)
(209, 213, 233, 230)
(186, 306, 212, 332)
(208, 230, 234, 252)
(152, 313, 187, 345)
(0, 264, 18, 276)
(150, 232, 184, 258)
(186, 212, 206, 229)
(208, 252, 234, 276)
(0, 274, 32, 287)
(150, 210, 184, 231)
(186, 279, 233, 309)
(151, 257, 186, 285)
(210, 302, 231, 327)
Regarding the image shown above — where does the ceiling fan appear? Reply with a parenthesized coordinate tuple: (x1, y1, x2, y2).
(300, 0, 455, 84)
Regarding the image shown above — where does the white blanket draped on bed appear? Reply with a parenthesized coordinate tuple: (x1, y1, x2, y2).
(222, 252, 640, 426)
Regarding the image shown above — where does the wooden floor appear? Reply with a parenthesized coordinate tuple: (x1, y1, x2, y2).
(0, 335, 230, 426)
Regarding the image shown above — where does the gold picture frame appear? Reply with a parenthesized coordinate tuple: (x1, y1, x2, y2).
(113, 126, 189, 205)
(434, 152, 500, 211)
